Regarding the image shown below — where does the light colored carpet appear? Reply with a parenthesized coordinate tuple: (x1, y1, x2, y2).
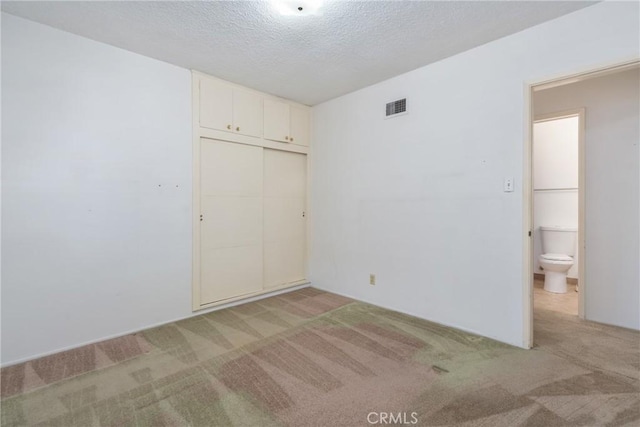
(1, 287, 638, 426)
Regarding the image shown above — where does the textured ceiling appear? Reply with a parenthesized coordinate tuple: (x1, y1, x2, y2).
(2, 1, 597, 105)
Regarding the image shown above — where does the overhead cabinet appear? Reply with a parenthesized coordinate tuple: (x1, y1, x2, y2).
(199, 78, 263, 138)
(264, 100, 310, 146)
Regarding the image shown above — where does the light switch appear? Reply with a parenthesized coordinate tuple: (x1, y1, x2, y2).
(504, 177, 514, 192)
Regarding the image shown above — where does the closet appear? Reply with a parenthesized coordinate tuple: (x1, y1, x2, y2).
(192, 72, 310, 310)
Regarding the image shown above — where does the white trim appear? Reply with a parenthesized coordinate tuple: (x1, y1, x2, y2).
(199, 127, 308, 154)
(192, 74, 201, 311)
(532, 60, 639, 92)
(195, 280, 310, 311)
(1, 282, 311, 368)
(522, 58, 639, 349)
(522, 81, 534, 349)
(306, 109, 314, 288)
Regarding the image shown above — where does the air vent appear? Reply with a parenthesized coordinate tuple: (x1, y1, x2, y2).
(385, 98, 407, 118)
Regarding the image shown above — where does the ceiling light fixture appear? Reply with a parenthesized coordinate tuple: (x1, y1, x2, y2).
(273, 0, 324, 16)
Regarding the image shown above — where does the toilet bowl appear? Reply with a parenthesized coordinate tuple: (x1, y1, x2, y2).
(539, 253, 574, 293)
(539, 226, 577, 294)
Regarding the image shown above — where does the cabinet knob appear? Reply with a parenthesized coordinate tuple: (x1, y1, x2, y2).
(236, 126, 240, 131)
(290, 137, 294, 142)
(285, 136, 289, 141)
(227, 124, 231, 130)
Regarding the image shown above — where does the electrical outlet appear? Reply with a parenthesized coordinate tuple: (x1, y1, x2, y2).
(369, 274, 376, 286)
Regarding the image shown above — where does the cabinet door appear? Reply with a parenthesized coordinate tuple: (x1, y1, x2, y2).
(233, 88, 263, 138)
(263, 99, 290, 143)
(199, 79, 233, 132)
(199, 139, 264, 304)
(289, 106, 310, 146)
(263, 149, 307, 288)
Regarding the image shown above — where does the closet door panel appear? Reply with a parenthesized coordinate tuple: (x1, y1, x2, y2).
(263, 197, 305, 243)
(200, 139, 263, 196)
(201, 197, 262, 249)
(263, 149, 306, 198)
(201, 246, 263, 304)
(264, 240, 306, 288)
(199, 139, 264, 303)
(263, 149, 307, 288)
(264, 197, 306, 288)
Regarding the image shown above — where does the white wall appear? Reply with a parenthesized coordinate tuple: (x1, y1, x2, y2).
(310, 1, 639, 347)
(533, 117, 579, 278)
(534, 69, 640, 330)
(1, 14, 194, 364)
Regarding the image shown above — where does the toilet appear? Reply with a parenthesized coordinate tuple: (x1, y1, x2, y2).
(539, 226, 577, 294)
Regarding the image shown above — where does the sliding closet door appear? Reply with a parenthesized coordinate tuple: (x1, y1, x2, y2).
(263, 149, 307, 288)
(199, 139, 263, 304)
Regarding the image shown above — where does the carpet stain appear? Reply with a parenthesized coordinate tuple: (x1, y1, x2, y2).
(431, 365, 449, 374)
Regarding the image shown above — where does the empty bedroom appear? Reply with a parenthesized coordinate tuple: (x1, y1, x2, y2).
(1, 1, 638, 426)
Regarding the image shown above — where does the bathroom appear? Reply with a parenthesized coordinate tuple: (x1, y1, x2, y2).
(531, 66, 639, 326)
(532, 113, 580, 316)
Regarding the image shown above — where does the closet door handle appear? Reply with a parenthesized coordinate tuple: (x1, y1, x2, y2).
(227, 124, 231, 130)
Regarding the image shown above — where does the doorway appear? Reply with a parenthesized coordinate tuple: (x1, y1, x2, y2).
(532, 111, 584, 317)
(523, 60, 640, 348)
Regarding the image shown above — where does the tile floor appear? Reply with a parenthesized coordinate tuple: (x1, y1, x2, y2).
(533, 278, 578, 316)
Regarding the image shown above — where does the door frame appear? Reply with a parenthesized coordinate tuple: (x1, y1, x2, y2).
(522, 58, 640, 348)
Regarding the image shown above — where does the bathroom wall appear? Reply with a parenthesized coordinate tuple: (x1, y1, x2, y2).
(533, 117, 579, 278)
(534, 68, 640, 330)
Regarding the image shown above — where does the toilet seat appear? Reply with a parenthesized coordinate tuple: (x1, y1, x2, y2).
(540, 253, 572, 262)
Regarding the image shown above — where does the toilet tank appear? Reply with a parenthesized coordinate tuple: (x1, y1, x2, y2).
(540, 226, 577, 256)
